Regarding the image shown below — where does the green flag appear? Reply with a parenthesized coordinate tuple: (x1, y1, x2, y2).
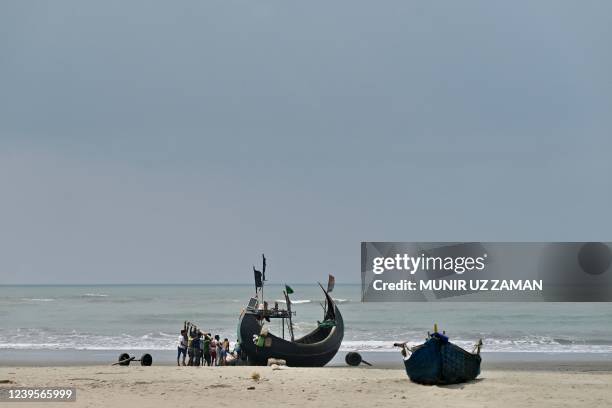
(285, 285, 294, 294)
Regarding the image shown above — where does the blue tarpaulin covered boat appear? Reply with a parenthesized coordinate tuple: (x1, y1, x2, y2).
(396, 326, 482, 385)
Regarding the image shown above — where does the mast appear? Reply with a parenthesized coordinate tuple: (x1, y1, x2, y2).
(253, 254, 267, 307)
(283, 290, 295, 341)
(261, 254, 266, 306)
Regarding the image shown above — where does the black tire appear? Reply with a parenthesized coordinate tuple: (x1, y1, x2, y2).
(345, 352, 362, 366)
(118, 353, 131, 366)
(140, 353, 153, 366)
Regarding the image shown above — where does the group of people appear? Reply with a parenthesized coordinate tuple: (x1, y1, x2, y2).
(176, 321, 240, 366)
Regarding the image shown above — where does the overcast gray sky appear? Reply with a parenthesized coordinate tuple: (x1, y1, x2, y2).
(1, 1, 611, 284)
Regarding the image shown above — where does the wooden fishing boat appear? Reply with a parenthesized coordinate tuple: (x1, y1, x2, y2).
(395, 325, 482, 385)
(237, 255, 344, 367)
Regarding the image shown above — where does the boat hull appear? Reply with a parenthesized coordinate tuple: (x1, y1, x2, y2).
(404, 336, 481, 385)
(237, 300, 344, 367)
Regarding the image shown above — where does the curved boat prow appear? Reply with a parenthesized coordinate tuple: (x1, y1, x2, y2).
(317, 282, 337, 320)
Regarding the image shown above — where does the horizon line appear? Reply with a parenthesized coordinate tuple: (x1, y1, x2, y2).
(0, 282, 362, 286)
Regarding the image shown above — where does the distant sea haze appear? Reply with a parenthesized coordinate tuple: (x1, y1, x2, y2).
(1, 285, 612, 354)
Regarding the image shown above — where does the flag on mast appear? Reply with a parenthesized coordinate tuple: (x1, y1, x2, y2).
(327, 274, 335, 293)
(253, 266, 263, 288)
(262, 254, 267, 281)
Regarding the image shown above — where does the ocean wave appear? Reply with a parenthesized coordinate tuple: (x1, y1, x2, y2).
(81, 293, 109, 297)
(290, 321, 318, 332)
(21, 298, 55, 302)
(2, 342, 611, 353)
(342, 335, 612, 353)
(273, 298, 348, 304)
(0, 331, 179, 351)
(553, 338, 612, 346)
(340, 339, 612, 354)
(2, 332, 612, 354)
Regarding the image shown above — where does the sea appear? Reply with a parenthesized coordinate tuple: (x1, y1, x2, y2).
(2, 284, 612, 365)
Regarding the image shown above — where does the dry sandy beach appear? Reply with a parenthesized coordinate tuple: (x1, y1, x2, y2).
(1, 365, 611, 408)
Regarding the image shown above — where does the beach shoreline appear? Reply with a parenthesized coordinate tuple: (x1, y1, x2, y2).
(2, 349, 612, 369)
(1, 365, 611, 408)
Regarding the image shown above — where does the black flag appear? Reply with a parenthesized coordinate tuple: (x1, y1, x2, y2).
(327, 274, 335, 293)
(262, 254, 267, 281)
(253, 266, 263, 289)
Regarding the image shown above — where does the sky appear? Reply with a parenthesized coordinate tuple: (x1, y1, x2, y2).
(1, 1, 611, 284)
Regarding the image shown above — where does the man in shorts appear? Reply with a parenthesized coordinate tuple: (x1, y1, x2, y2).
(192, 331, 202, 366)
(210, 335, 217, 366)
(177, 329, 188, 366)
(202, 333, 211, 366)
(215, 335, 222, 366)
